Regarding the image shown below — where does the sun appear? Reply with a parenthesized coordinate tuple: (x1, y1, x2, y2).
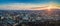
(47, 2, 57, 11)
(47, 6, 52, 11)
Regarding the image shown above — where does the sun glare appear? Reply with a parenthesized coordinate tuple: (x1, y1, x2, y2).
(47, 2, 57, 11)
(47, 6, 51, 11)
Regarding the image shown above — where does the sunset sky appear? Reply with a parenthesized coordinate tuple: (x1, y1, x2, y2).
(0, 0, 60, 10)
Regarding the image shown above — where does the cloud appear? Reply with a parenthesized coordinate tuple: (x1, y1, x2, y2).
(0, 2, 60, 10)
(0, 3, 44, 10)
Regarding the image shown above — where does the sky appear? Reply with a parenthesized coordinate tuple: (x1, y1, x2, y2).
(0, 0, 60, 10)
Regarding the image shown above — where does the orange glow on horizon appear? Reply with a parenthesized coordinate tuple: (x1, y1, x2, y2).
(31, 2, 60, 10)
